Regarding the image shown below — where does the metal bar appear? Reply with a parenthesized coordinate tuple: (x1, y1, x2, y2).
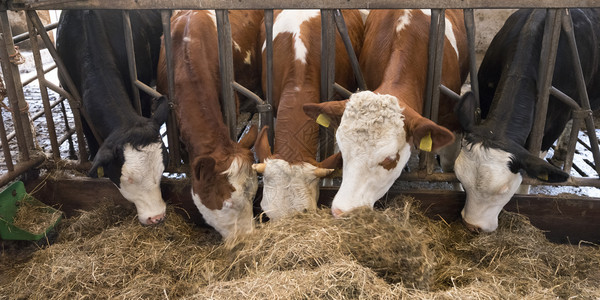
(333, 9, 366, 91)
(562, 114, 584, 174)
(26, 10, 90, 162)
(0, 10, 32, 160)
(216, 9, 237, 140)
(262, 9, 275, 148)
(0, 153, 45, 187)
(561, 9, 600, 176)
(134, 80, 162, 99)
(21, 63, 56, 86)
(320, 9, 336, 186)
(439, 84, 460, 102)
(528, 9, 561, 155)
(333, 82, 352, 99)
(12, 0, 600, 10)
(0, 105, 14, 171)
(122, 10, 142, 116)
(160, 10, 181, 170)
(464, 8, 480, 107)
(232, 82, 265, 106)
(58, 97, 77, 159)
(27, 12, 60, 159)
(13, 21, 57, 44)
(549, 86, 581, 110)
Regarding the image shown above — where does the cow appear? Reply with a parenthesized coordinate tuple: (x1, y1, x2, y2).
(454, 8, 600, 232)
(56, 10, 168, 225)
(303, 9, 469, 216)
(157, 10, 264, 238)
(252, 10, 364, 221)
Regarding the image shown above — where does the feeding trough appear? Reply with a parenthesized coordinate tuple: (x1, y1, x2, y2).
(0, 181, 62, 241)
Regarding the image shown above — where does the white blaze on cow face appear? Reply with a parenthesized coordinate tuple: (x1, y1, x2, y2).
(454, 143, 522, 232)
(192, 157, 257, 238)
(331, 91, 411, 216)
(118, 143, 167, 225)
(260, 158, 321, 221)
(262, 10, 320, 64)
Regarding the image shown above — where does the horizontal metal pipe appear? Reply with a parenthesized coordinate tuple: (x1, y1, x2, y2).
(232, 81, 265, 106)
(333, 82, 352, 99)
(439, 84, 461, 102)
(549, 86, 580, 110)
(21, 63, 56, 86)
(0, 153, 45, 187)
(134, 80, 162, 99)
(13, 21, 58, 44)
(13, 0, 600, 10)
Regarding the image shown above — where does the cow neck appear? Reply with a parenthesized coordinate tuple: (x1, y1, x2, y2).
(273, 86, 320, 165)
(482, 11, 545, 147)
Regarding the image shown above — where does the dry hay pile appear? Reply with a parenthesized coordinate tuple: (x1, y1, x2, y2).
(0, 196, 599, 299)
(12, 195, 62, 235)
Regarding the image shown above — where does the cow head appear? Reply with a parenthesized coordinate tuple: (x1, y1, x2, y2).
(252, 126, 339, 221)
(190, 125, 259, 238)
(88, 97, 170, 225)
(305, 91, 455, 216)
(454, 92, 570, 232)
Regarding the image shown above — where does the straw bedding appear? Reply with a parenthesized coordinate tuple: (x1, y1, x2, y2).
(0, 196, 598, 299)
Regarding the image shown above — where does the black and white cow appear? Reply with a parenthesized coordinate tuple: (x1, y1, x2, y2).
(57, 10, 168, 225)
(455, 8, 600, 232)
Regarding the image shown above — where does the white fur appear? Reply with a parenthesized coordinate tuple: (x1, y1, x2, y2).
(207, 10, 216, 26)
(418, 9, 459, 59)
(118, 143, 167, 225)
(331, 91, 410, 214)
(454, 142, 523, 232)
(192, 157, 257, 238)
(395, 10, 413, 33)
(262, 10, 320, 64)
(260, 159, 320, 221)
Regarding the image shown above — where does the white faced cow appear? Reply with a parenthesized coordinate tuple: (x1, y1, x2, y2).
(157, 10, 264, 238)
(304, 9, 468, 216)
(252, 10, 364, 221)
(57, 10, 168, 225)
(454, 9, 600, 232)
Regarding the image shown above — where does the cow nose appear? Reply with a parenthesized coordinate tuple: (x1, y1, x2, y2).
(462, 218, 481, 233)
(147, 213, 166, 225)
(332, 207, 344, 218)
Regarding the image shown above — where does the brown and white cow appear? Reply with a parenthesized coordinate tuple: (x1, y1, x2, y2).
(157, 10, 264, 238)
(304, 9, 468, 216)
(252, 10, 364, 221)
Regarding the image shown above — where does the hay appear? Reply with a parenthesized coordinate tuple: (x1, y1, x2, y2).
(0, 196, 599, 299)
(12, 195, 62, 235)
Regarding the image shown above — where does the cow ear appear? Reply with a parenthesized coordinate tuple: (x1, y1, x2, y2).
(152, 96, 170, 126)
(253, 126, 272, 163)
(238, 124, 258, 149)
(192, 156, 216, 182)
(88, 145, 114, 178)
(410, 118, 455, 153)
(455, 91, 478, 131)
(513, 150, 570, 183)
(317, 152, 343, 170)
(303, 100, 348, 129)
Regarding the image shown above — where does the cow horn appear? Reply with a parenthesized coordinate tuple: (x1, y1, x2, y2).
(252, 163, 266, 173)
(313, 167, 334, 178)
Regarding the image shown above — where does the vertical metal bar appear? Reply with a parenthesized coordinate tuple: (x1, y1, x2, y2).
(216, 9, 236, 140)
(122, 10, 142, 116)
(528, 9, 561, 155)
(430, 9, 445, 124)
(333, 9, 366, 91)
(58, 97, 77, 159)
(0, 9, 32, 161)
(0, 106, 14, 171)
(26, 10, 89, 162)
(464, 8, 480, 107)
(27, 11, 60, 159)
(263, 9, 275, 148)
(161, 10, 181, 170)
(562, 115, 583, 174)
(561, 9, 600, 175)
(320, 9, 336, 186)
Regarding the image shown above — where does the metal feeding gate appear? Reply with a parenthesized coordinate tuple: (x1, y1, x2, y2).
(1, 1, 600, 224)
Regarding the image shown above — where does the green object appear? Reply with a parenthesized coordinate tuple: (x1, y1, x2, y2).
(0, 181, 62, 241)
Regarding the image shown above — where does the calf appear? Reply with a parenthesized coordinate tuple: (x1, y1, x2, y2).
(252, 10, 364, 221)
(304, 9, 468, 216)
(157, 10, 263, 238)
(455, 9, 600, 232)
(57, 10, 168, 225)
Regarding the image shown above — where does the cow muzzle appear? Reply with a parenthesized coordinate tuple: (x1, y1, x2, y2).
(143, 212, 166, 225)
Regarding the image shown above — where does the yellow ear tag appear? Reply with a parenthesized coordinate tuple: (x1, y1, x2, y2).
(97, 166, 104, 178)
(316, 114, 331, 128)
(419, 132, 433, 152)
(537, 172, 549, 181)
